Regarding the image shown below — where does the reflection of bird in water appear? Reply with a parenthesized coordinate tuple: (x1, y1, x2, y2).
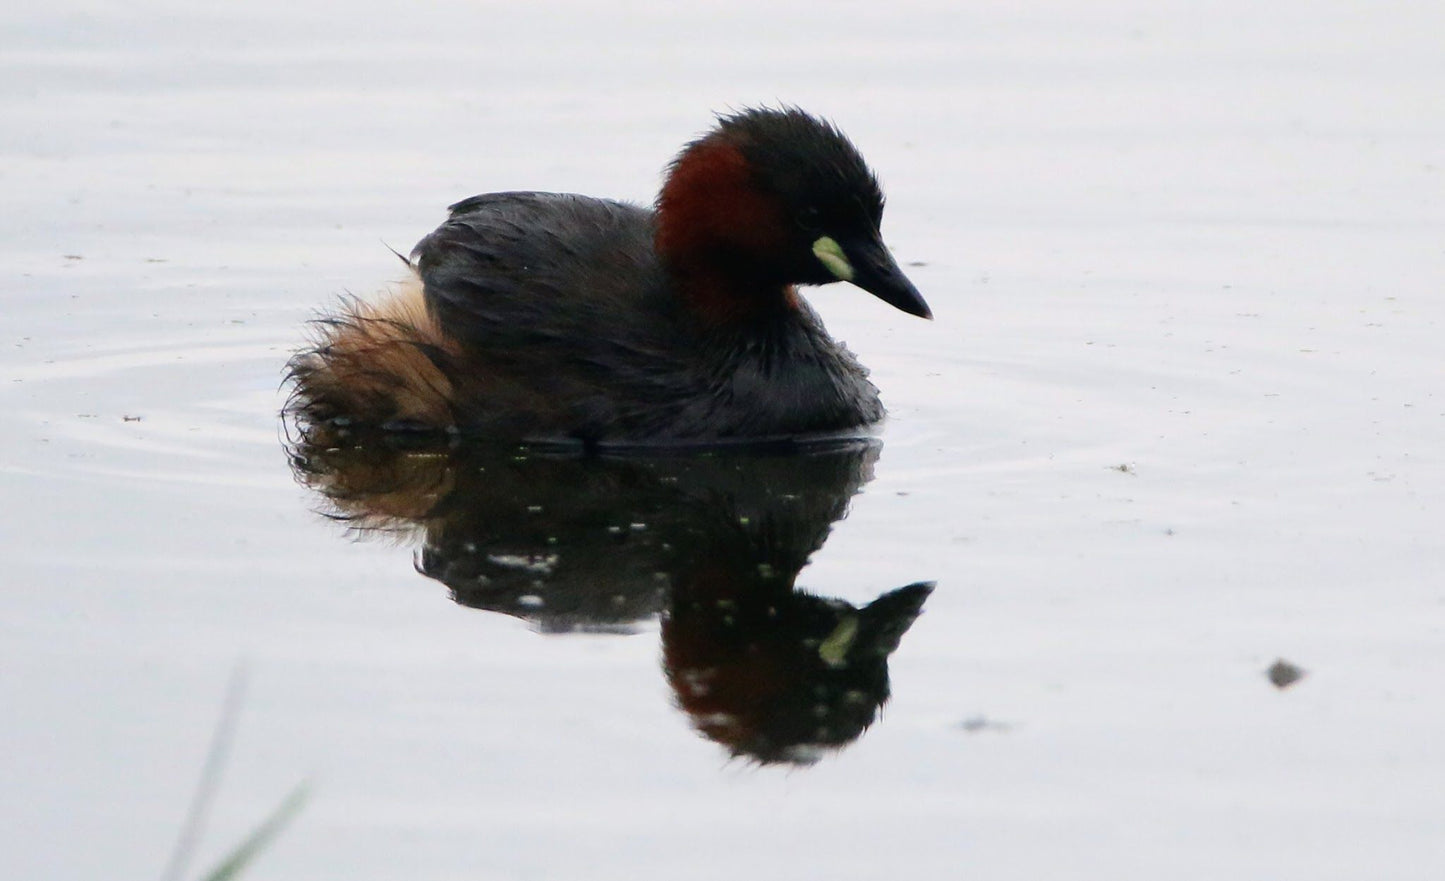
(288, 425, 932, 764)
(667, 571, 930, 764)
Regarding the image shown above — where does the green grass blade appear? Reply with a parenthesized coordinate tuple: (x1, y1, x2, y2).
(162, 665, 249, 881)
(198, 782, 310, 881)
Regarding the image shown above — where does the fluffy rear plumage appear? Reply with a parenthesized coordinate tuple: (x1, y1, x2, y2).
(286, 274, 458, 434)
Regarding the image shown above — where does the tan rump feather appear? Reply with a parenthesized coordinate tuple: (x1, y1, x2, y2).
(286, 273, 459, 433)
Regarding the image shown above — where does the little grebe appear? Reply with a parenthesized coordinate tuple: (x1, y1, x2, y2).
(287, 107, 930, 444)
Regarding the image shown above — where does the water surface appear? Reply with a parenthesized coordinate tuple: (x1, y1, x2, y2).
(4, 2, 1444, 879)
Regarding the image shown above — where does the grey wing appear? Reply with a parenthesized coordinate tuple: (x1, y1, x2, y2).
(408, 192, 703, 437)
(411, 192, 666, 346)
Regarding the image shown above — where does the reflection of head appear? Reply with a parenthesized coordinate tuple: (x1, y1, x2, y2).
(666, 577, 931, 765)
(288, 427, 930, 762)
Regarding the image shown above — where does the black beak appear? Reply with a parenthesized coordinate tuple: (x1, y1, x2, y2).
(845, 236, 932, 320)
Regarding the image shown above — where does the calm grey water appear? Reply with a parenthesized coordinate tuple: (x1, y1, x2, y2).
(4, 3, 1444, 879)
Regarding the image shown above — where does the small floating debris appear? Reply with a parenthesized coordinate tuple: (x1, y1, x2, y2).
(957, 715, 1013, 734)
(1267, 658, 1306, 689)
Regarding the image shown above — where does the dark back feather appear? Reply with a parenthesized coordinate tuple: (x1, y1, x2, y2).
(409, 192, 882, 442)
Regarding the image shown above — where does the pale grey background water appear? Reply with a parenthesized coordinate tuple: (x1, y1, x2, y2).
(4, 2, 1444, 879)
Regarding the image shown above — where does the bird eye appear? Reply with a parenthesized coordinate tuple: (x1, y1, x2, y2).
(796, 206, 822, 231)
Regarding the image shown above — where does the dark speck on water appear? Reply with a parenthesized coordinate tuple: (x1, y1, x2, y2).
(958, 715, 1013, 734)
(1267, 659, 1306, 689)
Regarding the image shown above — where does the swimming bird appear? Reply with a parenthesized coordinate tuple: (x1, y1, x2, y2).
(287, 107, 929, 445)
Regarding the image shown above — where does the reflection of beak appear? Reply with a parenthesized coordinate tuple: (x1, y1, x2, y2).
(816, 234, 931, 320)
(859, 581, 934, 655)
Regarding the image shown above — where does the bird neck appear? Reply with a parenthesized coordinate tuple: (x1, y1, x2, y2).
(655, 137, 798, 325)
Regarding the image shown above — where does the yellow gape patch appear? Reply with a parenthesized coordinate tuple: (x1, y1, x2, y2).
(812, 236, 855, 282)
(817, 614, 859, 668)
